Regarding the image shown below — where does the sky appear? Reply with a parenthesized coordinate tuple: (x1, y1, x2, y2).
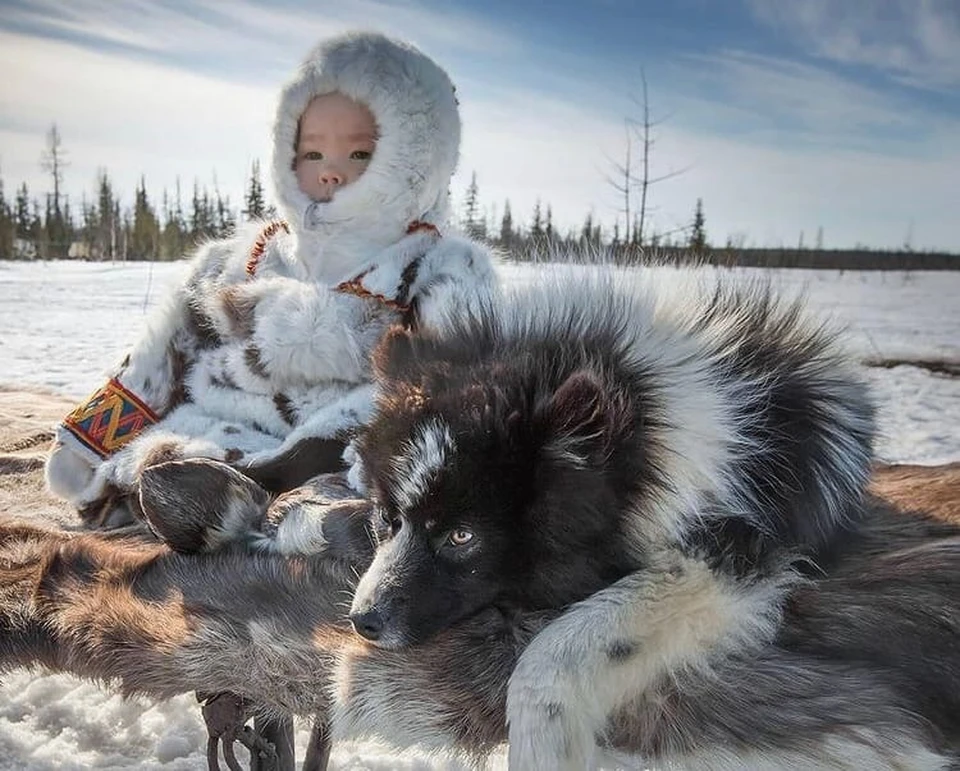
(1, 0, 958, 252)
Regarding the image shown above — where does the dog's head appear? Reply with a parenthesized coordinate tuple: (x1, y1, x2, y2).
(349, 326, 649, 648)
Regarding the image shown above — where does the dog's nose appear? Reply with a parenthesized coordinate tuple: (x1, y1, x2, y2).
(350, 608, 384, 641)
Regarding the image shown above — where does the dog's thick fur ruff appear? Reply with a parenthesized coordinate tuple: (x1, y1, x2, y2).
(340, 266, 884, 765)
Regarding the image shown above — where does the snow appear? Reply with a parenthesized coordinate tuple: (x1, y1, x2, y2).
(0, 259, 958, 769)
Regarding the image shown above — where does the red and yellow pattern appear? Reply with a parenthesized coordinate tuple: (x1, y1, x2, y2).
(245, 220, 291, 278)
(63, 378, 159, 459)
(334, 220, 440, 312)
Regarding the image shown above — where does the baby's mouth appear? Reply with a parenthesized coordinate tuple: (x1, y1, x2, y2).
(314, 184, 337, 204)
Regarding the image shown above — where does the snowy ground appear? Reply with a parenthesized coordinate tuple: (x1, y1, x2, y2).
(0, 259, 958, 769)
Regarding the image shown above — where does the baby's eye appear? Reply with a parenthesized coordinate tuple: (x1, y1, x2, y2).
(302, 151, 323, 161)
(350, 150, 372, 161)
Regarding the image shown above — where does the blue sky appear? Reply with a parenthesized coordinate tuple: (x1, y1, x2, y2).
(1, 0, 958, 251)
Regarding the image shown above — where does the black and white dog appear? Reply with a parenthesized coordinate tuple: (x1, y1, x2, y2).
(346, 266, 885, 766)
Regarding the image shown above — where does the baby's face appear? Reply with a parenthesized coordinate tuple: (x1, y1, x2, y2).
(295, 92, 378, 203)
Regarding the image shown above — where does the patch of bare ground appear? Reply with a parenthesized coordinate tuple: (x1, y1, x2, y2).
(870, 462, 960, 524)
(0, 386, 78, 527)
(862, 358, 960, 377)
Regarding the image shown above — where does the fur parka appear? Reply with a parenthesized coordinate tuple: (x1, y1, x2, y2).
(45, 31, 497, 523)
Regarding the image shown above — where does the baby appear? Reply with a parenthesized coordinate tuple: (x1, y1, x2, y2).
(45, 31, 497, 525)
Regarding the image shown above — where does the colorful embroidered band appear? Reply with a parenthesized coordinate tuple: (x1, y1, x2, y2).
(62, 378, 159, 459)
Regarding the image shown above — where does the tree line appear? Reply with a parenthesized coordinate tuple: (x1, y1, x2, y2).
(0, 125, 955, 270)
(0, 126, 277, 261)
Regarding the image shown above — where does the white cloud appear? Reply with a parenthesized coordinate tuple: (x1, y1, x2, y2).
(4, 0, 523, 72)
(670, 49, 921, 144)
(747, 0, 960, 90)
(1, 2, 958, 252)
(0, 29, 275, 212)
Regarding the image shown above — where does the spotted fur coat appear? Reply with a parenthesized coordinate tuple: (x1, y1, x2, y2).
(45, 223, 496, 524)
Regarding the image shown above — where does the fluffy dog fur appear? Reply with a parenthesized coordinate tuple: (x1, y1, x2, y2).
(343, 267, 875, 764)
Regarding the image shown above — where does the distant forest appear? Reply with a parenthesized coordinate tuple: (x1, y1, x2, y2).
(1, 126, 957, 271)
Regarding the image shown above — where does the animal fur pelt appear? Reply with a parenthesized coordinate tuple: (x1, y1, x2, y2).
(7, 260, 959, 768)
(1, 485, 958, 769)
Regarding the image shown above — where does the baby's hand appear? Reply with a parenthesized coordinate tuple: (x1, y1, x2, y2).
(342, 229, 440, 307)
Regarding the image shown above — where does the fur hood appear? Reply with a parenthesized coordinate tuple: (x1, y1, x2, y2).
(272, 31, 461, 282)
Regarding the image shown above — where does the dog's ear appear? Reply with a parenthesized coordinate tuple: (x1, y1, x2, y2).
(138, 459, 270, 553)
(372, 325, 418, 383)
(540, 369, 616, 468)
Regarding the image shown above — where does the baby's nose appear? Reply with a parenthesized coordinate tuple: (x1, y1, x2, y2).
(319, 166, 344, 186)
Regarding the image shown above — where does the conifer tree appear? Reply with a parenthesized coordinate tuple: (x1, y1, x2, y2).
(530, 199, 543, 241)
(161, 178, 188, 259)
(462, 171, 484, 239)
(0, 170, 13, 259)
(580, 212, 594, 247)
(689, 198, 707, 251)
(15, 183, 31, 240)
(191, 181, 212, 242)
(499, 199, 514, 247)
(214, 187, 236, 239)
(30, 199, 44, 259)
(131, 176, 161, 260)
(95, 170, 117, 259)
(244, 160, 266, 221)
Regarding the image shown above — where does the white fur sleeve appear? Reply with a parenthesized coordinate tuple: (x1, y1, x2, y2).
(116, 236, 245, 413)
(350, 231, 499, 332)
(46, 237, 247, 505)
(408, 235, 499, 331)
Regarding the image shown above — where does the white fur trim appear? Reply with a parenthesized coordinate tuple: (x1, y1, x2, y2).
(271, 31, 461, 281)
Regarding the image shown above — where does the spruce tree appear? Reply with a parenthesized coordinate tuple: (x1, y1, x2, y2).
(530, 199, 543, 241)
(462, 171, 484, 239)
(15, 183, 31, 240)
(161, 177, 188, 259)
(0, 170, 13, 259)
(131, 176, 161, 260)
(688, 198, 707, 251)
(244, 160, 266, 221)
(95, 170, 116, 259)
(499, 199, 514, 247)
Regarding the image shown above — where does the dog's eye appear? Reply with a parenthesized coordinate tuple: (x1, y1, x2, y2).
(447, 528, 473, 546)
(378, 507, 401, 535)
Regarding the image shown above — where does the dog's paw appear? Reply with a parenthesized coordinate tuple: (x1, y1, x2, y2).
(506, 642, 597, 771)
